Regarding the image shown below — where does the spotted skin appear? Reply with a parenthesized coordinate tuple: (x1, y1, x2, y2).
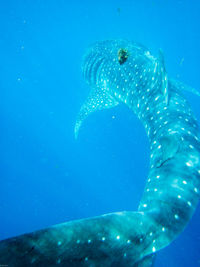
(76, 40, 200, 255)
(0, 40, 200, 266)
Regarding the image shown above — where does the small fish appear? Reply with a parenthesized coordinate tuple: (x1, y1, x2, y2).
(117, 7, 121, 15)
(180, 57, 185, 66)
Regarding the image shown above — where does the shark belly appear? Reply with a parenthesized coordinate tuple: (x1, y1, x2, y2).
(0, 40, 200, 266)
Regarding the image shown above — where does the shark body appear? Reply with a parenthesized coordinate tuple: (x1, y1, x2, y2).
(0, 40, 200, 266)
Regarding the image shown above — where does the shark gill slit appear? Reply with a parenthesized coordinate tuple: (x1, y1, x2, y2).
(0, 40, 200, 266)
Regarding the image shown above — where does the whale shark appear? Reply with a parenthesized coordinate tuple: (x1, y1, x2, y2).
(0, 39, 200, 266)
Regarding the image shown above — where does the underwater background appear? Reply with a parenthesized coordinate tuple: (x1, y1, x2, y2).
(0, 0, 200, 266)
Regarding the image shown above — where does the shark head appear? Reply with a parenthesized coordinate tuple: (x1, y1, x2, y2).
(75, 40, 168, 138)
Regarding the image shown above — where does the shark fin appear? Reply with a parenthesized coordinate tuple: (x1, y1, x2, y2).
(75, 85, 119, 139)
(158, 49, 168, 105)
(169, 78, 200, 97)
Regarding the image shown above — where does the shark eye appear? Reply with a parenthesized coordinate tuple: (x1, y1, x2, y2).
(118, 48, 129, 65)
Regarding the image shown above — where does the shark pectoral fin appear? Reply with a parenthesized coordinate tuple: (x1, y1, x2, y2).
(75, 86, 119, 139)
(169, 78, 200, 97)
(158, 49, 168, 105)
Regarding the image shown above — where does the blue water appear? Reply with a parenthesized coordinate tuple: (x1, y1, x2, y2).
(0, 1, 200, 266)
